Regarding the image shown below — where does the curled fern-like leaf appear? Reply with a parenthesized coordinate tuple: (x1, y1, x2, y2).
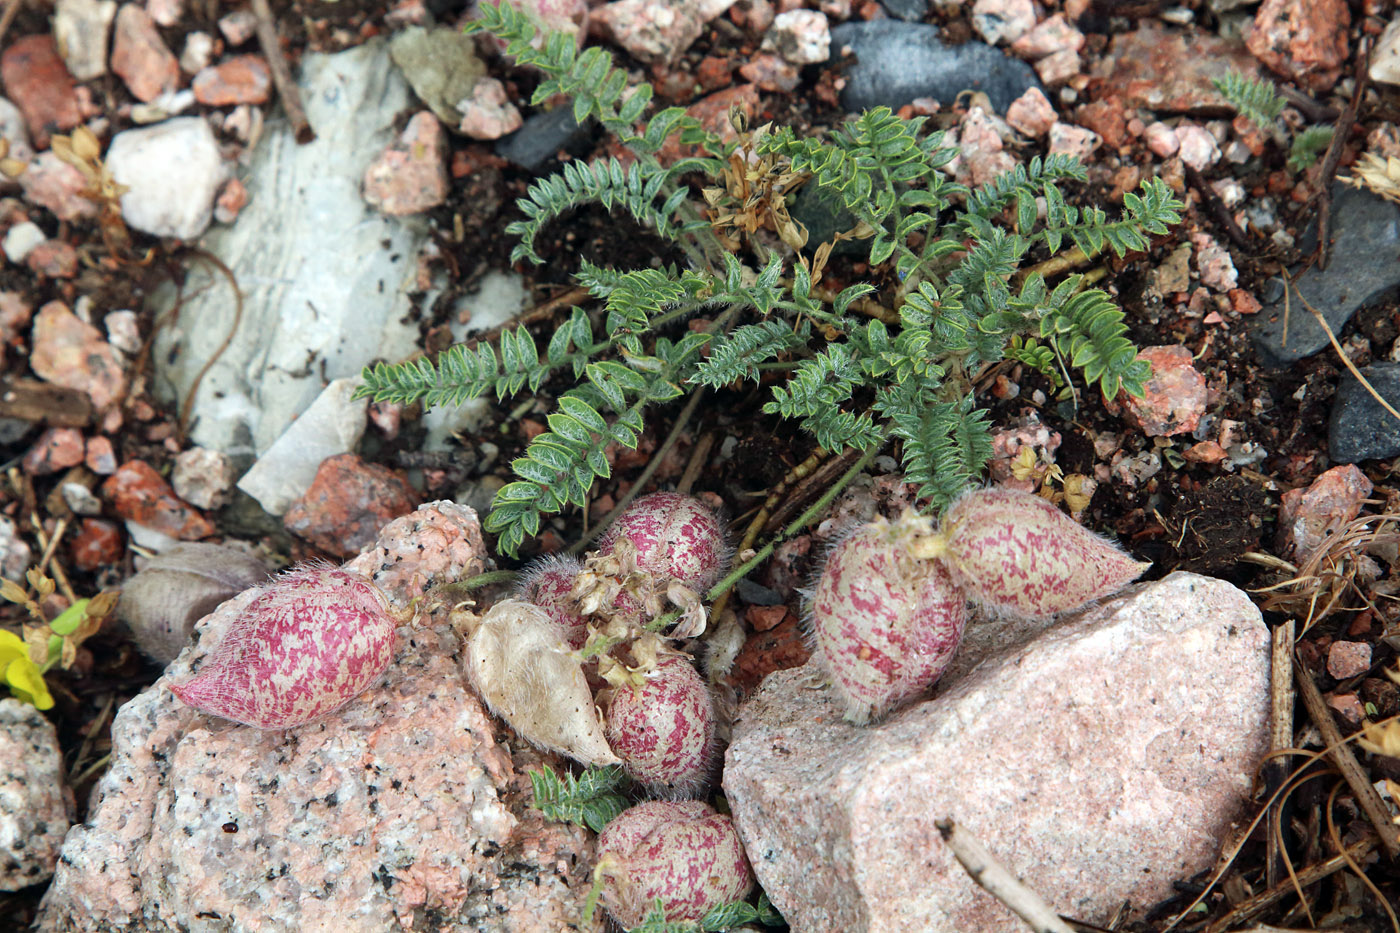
(1040, 281, 1151, 400)
(1211, 69, 1284, 132)
(884, 394, 993, 509)
(507, 158, 687, 264)
(528, 765, 629, 833)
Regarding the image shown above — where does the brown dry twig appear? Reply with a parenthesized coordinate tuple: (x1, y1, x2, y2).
(249, 0, 315, 144)
(1292, 654, 1400, 859)
(935, 818, 1077, 933)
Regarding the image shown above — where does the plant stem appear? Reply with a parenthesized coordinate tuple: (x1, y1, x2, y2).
(703, 438, 885, 604)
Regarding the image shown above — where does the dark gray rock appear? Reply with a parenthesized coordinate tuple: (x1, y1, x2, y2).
(829, 20, 1040, 114)
(494, 107, 591, 171)
(879, 0, 928, 21)
(1251, 185, 1400, 366)
(789, 182, 865, 257)
(1329, 363, 1400, 463)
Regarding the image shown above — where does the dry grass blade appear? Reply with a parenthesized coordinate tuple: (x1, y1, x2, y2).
(1252, 511, 1400, 634)
(1285, 273, 1400, 424)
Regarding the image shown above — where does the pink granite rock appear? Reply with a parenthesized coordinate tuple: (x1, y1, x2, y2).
(30, 301, 128, 412)
(724, 572, 1271, 933)
(457, 77, 522, 140)
(18, 151, 98, 222)
(1096, 24, 1263, 113)
(1191, 231, 1238, 291)
(591, 0, 707, 63)
(1247, 0, 1350, 92)
(38, 502, 605, 932)
(362, 111, 449, 216)
(1047, 122, 1100, 161)
(111, 3, 180, 102)
(1275, 464, 1373, 562)
(1005, 87, 1056, 138)
(1327, 640, 1372, 680)
(1114, 344, 1207, 437)
(0, 699, 74, 891)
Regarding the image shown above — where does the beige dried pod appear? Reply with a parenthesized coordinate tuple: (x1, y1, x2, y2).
(465, 599, 619, 767)
(118, 542, 271, 665)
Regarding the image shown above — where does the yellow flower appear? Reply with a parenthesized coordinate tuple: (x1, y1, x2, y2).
(0, 630, 54, 710)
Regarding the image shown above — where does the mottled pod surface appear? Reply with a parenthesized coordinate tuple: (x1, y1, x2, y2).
(605, 655, 714, 795)
(811, 514, 968, 725)
(938, 488, 1149, 619)
(597, 492, 727, 591)
(169, 566, 395, 729)
(597, 799, 755, 929)
(515, 555, 589, 649)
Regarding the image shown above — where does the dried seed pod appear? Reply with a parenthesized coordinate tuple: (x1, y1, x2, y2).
(170, 565, 395, 729)
(810, 512, 968, 725)
(929, 487, 1149, 619)
(596, 799, 755, 930)
(465, 599, 619, 767)
(596, 492, 728, 593)
(603, 642, 714, 796)
(515, 555, 589, 649)
(118, 542, 270, 665)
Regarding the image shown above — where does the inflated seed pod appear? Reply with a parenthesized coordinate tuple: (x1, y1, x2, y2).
(465, 599, 619, 766)
(118, 542, 271, 665)
(929, 487, 1149, 619)
(515, 555, 590, 649)
(810, 512, 968, 725)
(596, 492, 728, 592)
(170, 565, 395, 729)
(596, 799, 755, 930)
(603, 649, 714, 796)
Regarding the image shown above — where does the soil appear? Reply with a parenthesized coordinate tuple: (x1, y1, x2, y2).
(2, 0, 1400, 928)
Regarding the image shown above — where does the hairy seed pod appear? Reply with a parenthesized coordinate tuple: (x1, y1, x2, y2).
(810, 513, 968, 725)
(515, 555, 589, 649)
(596, 492, 728, 592)
(596, 799, 755, 930)
(170, 565, 395, 729)
(465, 599, 619, 766)
(118, 543, 270, 665)
(604, 650, 714, 796)
(931, 487, 1149, 619)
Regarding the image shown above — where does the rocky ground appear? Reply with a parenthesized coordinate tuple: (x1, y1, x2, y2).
(1, 0, 1400, 929)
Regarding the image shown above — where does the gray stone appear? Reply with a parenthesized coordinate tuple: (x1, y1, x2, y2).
(236, 378, 367, 516)
(788, 183, 864, 258)
(1251, 185, 1400, 365)
(105, 117, 227, 239)
(150, 40, 428, 457)
(879, 0, 928, 21)
(495, 106, 590, 170)
(0, 699, 72, 890)
(724, 572, 1271, 933)
(829, 20, 1040, 114)
(1328, 362, 1400, 462)
(388, 26, 486, 127)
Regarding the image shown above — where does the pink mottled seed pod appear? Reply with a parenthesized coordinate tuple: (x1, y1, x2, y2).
(515, 555, 589, 649)
(596, 799, 755, 929)
(597, 492, 728, 592)
(810, 513, 968, 725)
(933, 487, 1149, 619)
(170, 566, 396, 729)
(605, 654, 714, 796)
